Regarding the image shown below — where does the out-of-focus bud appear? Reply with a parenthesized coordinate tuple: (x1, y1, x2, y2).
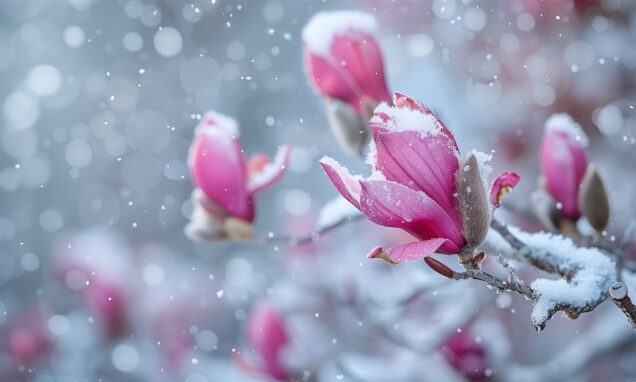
(578, 164, 610, 232)
(441, 328, 491, 381)
(530, 188, 559, 231)
(539, 114, 588, 221)
(187, 111, 290, 241)
(303, 11, 391, 156)
(320, 93, 519, 263)
(233, 300, 290, 381)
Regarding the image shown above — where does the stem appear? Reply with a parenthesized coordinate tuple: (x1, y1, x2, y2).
(608, 282, 636, 330)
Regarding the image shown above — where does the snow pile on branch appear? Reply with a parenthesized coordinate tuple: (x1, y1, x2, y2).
(485, 226, 616, 331)
(317, 196, 362, 230)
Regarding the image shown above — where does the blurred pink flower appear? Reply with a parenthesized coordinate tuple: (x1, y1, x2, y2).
(234, 300, 290, 381)
(84, 281, 127, 337)
(187, 111, 290, 240)
(303, 11, 391, 155)
(441, 328, 491, 381)
(540, 114, 588, 220)
(320, 93, 519, 263)
(6, 307, 53, 364)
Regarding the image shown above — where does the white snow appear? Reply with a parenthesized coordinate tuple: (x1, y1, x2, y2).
(487, 227, 616, 329)
(302, 11, 378, 56)
(369, 102, 441, 135)
(464, 149, 493, 197)
(545, 113, 589, 147)
(317, 196, 362, 229)
(197, 111, 239, 137)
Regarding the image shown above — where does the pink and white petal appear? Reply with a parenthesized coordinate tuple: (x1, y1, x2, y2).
(384, 238, 450, 262)
(247, 145, 291, 195)
(359, 180, 463, 253)
(305, 50, 361, 111)
(319, 156, 362, 209)
(490, 172, 521, 208)
(374, 130, 462, 230)
(189, 130, 253, 221)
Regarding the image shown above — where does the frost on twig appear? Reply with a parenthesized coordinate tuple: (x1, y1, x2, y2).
(485, 222, 617, 331)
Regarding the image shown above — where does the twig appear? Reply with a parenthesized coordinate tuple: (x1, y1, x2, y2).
(255, 213, 364, 245)
(608, 282, 636, 330)
(619, 220, 636, 253)
(453, 267, 534, 299)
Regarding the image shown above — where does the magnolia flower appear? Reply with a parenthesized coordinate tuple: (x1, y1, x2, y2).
(303, 11, 391, 156)
(320, 93, 519, 263)
(538, 114, 609, 232)
(234, 300, 290, 381)
(7, 307, 53, 364)
(187, 111, 290, 241)
(441, 328, 491, 381)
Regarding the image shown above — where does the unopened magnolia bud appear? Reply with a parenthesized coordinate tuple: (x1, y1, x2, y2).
(224, 217, 253, 240)
(578, 164, 610, 232)
(458, 155, 491, 249)
(323, 97, 369, 157)
(424, 257, 454, 279)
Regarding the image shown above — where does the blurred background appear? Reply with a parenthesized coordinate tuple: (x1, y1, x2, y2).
(1, 0, 636, 381)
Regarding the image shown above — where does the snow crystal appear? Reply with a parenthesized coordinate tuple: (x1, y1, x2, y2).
(464, 149, 493, 196)
(545, 113, 589, 147)
(370, 102, 441, 135)
(302, 11, 377, 56)
(317, 196, 362, 229)
(487, 227, 616, 328)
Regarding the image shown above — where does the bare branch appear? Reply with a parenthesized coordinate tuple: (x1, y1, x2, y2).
(608, 282, 636, 330)
(453, 267, 534, 298)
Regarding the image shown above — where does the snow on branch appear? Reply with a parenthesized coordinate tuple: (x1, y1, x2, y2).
(485, 221, 617, 331)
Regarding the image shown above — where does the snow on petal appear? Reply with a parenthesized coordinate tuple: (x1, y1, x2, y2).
(319, 156, 363, 209)
(248, 145, 290, 195)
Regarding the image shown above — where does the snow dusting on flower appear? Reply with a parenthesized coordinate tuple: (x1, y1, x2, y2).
(370, 102, 441, 135)
(196, 111, 240, 137)
(545, 113, 589, 147)
(302, 11, 378, 56)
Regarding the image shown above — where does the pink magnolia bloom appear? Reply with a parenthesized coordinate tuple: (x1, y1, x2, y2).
(303, 11, 391, 155)
(320, 93, 519, 263)
(540, 114, 588, 220)
(187, 112, 290, 237)
(441, 328, 491, 381)
(234, 300, 290, 381)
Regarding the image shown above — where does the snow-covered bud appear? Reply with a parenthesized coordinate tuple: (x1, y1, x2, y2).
(578, 164, 610, 232)
(187, 111, 290, 241)
(540, 114, 588, 221)
(303, 11, 391, 156)
(234, 300, 290, 381)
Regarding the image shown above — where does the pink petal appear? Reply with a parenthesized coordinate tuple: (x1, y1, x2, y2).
(540, 129, 587, 219)
(305, 50, 361, 111)
(248, 145, 291, 195)
(366, 246, 384, 259)
(359, 180, 464, 253)
(319, 157, 362, 209)
(189, 126, 253, 221)
(390, 92, 459, 151)
(490, 172, 521, 208)
(373, 130, 462, 232)
(383, 238, 450, 262)
(330, 32, 391, 105)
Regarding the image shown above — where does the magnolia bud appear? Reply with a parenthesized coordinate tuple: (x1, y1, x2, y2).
(530, 188, 559, 231)
(578, 164, 610, 232)
(424, 257, 454, 278)
(458, 155, 491, 249)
